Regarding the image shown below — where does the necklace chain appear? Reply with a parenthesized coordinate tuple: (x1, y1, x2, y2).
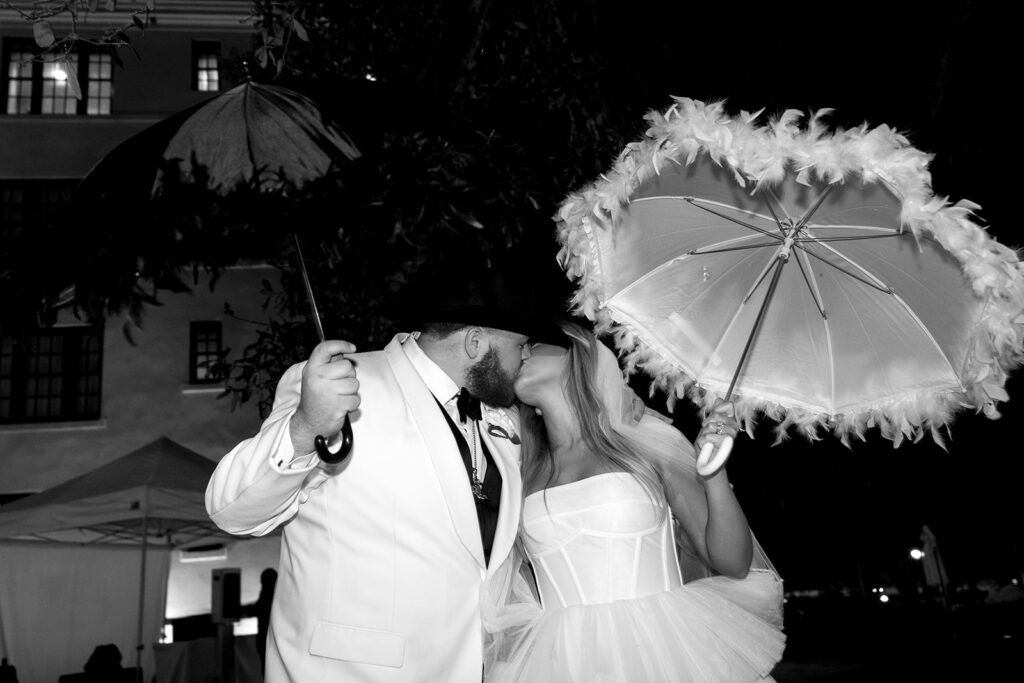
(469, 421, 487, 501)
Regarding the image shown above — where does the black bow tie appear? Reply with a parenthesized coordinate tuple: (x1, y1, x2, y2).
(456, 388, 482, 423)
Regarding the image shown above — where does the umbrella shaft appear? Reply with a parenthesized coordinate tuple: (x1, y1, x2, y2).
(725, 256, 786, 400)
(292, 234, 326, 342)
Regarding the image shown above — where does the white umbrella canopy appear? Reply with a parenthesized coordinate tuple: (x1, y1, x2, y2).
(557, 98, 1024, 460)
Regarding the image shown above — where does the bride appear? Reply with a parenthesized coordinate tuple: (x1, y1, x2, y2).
(483, 322, 785, 682)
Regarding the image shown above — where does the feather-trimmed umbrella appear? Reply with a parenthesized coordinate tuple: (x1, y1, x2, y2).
(557, 98, 1024, 474)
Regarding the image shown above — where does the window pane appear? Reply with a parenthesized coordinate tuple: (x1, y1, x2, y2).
(6, 51, 36, 114)
(194, 49, 220, 92)
(0, 327, 102, 423)
(40, 57, 78, 116)
(190, 321, 223, 382)
(85, 54, 113, 117)
(8, 52, 33, 78)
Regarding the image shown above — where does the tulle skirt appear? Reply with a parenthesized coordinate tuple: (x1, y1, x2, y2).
(485, 573, 785, 683)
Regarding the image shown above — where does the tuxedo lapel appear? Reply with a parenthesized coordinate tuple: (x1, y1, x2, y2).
(383, 336, 485, 569)
(480, 425, 521, 575)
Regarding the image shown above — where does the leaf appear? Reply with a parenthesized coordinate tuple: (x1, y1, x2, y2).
(105, 0, 116, 10)
(146, 0, 156, 10)
(255, 45, 271, 68)
(122, 319, 137, 346)
(449, 204, 484, 229)
(133, 15, 147, 31)
(61, 58, 82, 100)
(291, 18, 309, 42)
(33, 21, 56, 49)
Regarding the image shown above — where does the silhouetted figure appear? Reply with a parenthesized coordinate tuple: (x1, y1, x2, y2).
(83, 644, 123, 676)
(57, 643, 135, 683)
(255, 568, 277, 673)
(0, 657, 18, 683)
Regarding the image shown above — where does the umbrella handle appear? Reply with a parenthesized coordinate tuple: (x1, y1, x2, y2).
(314, 415, 354, 464)
(697, 436, 734, 477)
(291, 233, 355, 465)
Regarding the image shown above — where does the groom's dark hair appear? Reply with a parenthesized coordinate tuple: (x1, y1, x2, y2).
(420, 321, 468, 339)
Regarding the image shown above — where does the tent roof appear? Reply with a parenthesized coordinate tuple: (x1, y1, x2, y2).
(0, 437, 226, 543)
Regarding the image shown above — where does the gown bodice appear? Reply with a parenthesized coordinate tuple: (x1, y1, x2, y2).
(523, 472, 683, 609)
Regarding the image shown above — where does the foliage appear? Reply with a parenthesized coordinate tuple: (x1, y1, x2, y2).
(198, 1, 678, 412)
(3, 1, 684, 412)
(3, 1, 153, 97)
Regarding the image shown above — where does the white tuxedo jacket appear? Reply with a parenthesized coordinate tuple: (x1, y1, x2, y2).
(206, 334, 522, 682)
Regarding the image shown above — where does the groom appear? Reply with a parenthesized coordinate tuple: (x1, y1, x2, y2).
(206, 264, 550, 682)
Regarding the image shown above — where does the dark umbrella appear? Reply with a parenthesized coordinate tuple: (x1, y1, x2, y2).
(72, 79, 357, 461)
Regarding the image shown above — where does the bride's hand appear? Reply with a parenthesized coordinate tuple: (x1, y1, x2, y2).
(695, 399, 739, 457)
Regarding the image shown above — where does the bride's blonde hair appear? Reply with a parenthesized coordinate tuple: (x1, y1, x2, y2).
(519, 322, 665, 509)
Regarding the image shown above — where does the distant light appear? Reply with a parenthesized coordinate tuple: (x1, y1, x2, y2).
(909, 548, 925, 560)
(879, 594, 890, 603)
(878, 587, 885, 594)
(871, 588, 878, 593)
(179, 544, 227, 562)
(365, 72, 377, 82)
(52, 67, 67, 81)
(234, 617, 258, 636)
(1013, 579, 1019, 586)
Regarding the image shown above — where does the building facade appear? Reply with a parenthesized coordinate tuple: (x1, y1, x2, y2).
(0, 2, 272, 496)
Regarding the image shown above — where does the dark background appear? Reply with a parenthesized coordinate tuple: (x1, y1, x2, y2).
(12, 1, 1019, 675)
(266, 0, 1022, 619)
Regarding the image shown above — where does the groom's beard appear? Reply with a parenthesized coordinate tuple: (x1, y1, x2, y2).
(466, 347, 517, 408)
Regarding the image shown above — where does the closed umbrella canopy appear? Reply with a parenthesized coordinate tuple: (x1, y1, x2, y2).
(70, 81, 359, 461)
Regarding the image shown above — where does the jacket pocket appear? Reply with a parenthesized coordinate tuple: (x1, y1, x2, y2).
(308, 621, 406, 668)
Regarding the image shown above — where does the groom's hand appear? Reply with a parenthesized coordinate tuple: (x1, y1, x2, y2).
(290, 340, 360, 456)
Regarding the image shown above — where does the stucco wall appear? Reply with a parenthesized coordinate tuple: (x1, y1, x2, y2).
(0, 265, 280, 492)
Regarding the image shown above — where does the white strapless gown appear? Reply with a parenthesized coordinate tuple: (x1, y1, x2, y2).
(488, 472, 785, 682)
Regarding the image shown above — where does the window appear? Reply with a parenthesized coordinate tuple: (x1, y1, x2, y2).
(2, 40, 113, 115)
(189, 321, 223, 383)
(1, 180, 75, 261)
(192, 42, 220, 92)
(5, 47, 32, 114)
(0, 327, 103, 424)
(85, 52, 113, 114)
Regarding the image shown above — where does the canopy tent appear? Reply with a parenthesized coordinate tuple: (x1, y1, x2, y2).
(0, 437, 235, 683)
(0, 436, 223, 542)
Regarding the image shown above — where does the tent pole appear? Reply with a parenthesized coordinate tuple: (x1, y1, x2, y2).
(135, 499, 149, 683)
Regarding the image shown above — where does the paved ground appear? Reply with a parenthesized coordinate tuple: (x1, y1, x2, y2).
(769, 599, 1022, 681)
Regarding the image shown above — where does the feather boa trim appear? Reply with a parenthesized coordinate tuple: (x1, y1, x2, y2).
(556, 98, 1024, 447)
